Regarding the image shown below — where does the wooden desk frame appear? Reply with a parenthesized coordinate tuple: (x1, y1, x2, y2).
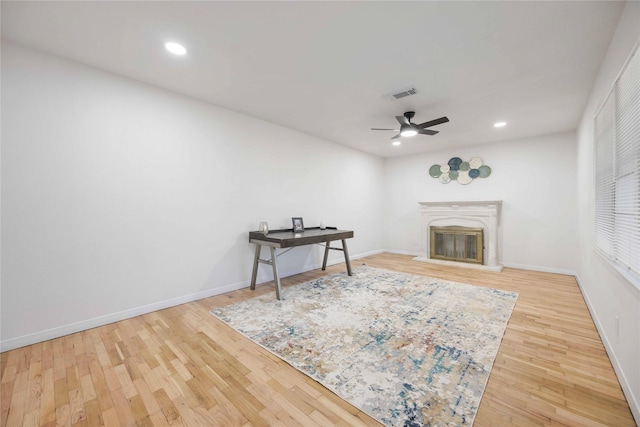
(249, 227, 354, 300)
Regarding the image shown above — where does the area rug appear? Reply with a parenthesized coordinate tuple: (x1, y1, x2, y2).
(210, 265, 518, 426)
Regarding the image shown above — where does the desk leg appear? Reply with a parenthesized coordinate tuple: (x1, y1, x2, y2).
(270, 247, 283, 300)
(342, 239, 352, 276)
(322, 242, 331, 271)
(250, 244, 261, 290)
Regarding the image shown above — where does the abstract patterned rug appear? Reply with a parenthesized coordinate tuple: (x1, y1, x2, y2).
(210, 265, 518, 426)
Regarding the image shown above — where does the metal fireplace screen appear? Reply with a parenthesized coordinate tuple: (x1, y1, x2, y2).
(430, 226, 484, 265)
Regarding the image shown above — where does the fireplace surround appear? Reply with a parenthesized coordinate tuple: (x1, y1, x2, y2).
(414, 200, 503, 271)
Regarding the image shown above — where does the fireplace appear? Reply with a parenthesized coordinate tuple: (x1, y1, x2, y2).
(430, 226, 483, 264)
(414, 201, 503, 271)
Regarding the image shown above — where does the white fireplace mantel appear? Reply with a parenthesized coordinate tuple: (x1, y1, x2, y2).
(413, 200, 503, 271)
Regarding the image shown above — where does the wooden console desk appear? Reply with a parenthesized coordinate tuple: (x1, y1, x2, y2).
(249, 227, 354, 300)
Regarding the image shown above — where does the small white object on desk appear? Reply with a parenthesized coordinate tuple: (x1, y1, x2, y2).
(258, 221, 269, 235)
(320, 221, 326, 230)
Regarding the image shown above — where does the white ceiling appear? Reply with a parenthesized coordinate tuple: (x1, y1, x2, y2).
(1, 1, 625, 158)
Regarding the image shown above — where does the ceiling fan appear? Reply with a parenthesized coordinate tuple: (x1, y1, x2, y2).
(371, 111, 449, 139)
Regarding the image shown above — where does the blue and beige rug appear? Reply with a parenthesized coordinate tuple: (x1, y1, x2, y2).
(211, 265, 518, 426)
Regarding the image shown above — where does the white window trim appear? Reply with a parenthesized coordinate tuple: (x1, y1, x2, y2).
(593, 38, 640, 292)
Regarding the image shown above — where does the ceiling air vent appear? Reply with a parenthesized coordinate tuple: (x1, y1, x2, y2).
(385, 86, 418, 101)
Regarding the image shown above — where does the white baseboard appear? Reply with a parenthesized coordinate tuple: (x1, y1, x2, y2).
(383, 249, 421, 256)
(501, 261, 577, 276)
(0, 249, 384, 353)
(574, 274, 640, 424)
(340, 248, 384, 262)
(385, 252, 578, 275)
(0, 279, 249, 352)
(413, 256, 504, 272)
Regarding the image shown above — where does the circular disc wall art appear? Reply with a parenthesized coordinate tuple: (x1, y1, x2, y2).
(428, 157, 491, 185)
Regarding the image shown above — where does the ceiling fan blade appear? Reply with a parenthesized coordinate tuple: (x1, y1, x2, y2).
(418, 129, 439, 136)
(391, 134, 401, 139)
(395, 115, 409, 126)
(371, 128, 399, 131)
(417, 116, 450, 129)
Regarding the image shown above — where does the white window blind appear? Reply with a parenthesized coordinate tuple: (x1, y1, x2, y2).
(594, 42, 640, 286)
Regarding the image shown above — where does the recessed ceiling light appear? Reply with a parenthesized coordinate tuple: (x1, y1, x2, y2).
(165, 42, 187, 56)
(494, 121, 507, 128)
(392, 141, 402, 146)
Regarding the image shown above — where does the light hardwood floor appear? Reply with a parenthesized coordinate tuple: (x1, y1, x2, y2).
(1, 253, 636, 426)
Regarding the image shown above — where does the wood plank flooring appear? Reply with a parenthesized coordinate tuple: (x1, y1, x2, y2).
(1, 253, 636, 426)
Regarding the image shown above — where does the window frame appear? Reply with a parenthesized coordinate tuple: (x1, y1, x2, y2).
(593, 40, 640, 291)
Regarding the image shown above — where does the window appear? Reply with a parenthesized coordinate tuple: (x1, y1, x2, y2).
(594, 42, 640, 288)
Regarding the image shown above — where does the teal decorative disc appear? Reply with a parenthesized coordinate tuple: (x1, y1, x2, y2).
(478, 165, 492, 178)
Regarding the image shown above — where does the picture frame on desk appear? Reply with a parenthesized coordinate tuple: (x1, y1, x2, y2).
(292, 217, 304, 232)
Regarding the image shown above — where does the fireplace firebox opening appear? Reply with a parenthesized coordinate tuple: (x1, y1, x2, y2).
(430, 226, 484, 265)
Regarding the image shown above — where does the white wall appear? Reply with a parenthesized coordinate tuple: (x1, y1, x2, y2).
(576, 1, 640, 421)
(382, 132, 578, 274)
(0, 42, 383, 351)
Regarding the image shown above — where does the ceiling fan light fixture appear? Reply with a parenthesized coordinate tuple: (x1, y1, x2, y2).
(400, 127, 418, 137)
